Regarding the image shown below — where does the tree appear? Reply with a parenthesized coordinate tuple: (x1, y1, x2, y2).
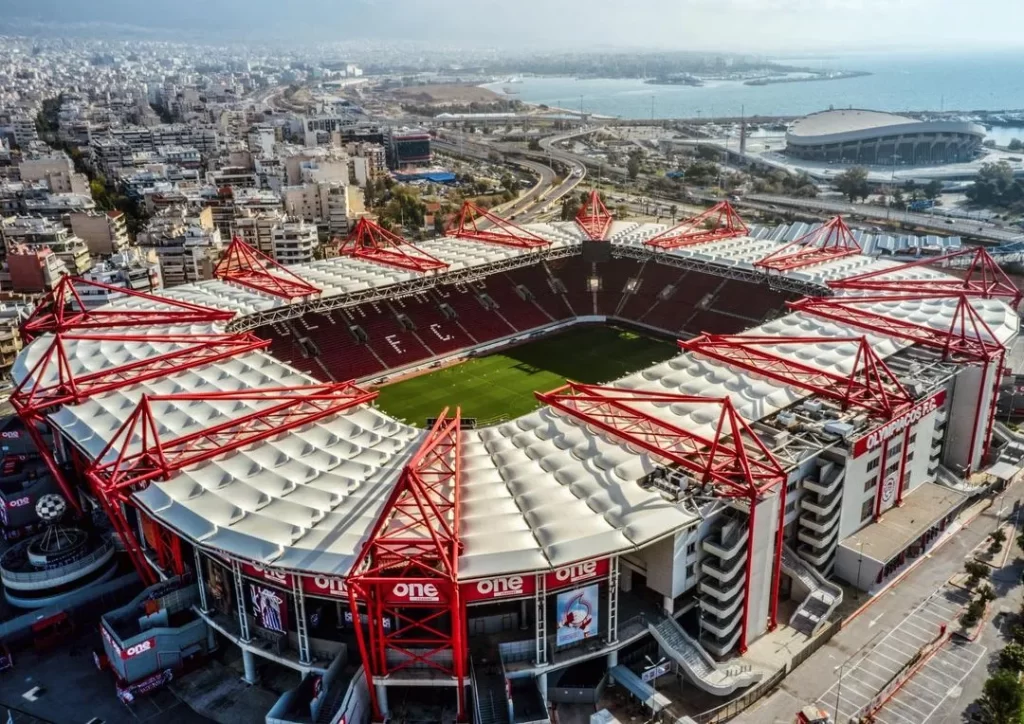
(560, 195, 581, 221)
(923, 179, 943, 201)
(669, 204, 678, 222)
(364, 177, 377, 209)
(961, 598, 986, 628)
(978, 670, 1024, 724)
(891, 188, 906, 210)
(835, 166, 871, 203)
(1009, 138, 1023, 151)
(627, 150, 642, 181)
(965, 560, 991, 586)
(998, 644, 1024, 674)
(527, 138, 542, 152)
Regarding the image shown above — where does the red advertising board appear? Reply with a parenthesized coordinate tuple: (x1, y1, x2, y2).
(851, 389, 947, 458)
(235, 561, 348, 599)
(102, 625, 156, 660)
(462, 558, 609, 603)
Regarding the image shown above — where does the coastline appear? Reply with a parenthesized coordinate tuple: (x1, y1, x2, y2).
(745, 70, 872, 86)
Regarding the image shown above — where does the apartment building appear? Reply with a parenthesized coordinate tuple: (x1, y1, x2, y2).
(138, 212, 223, 287)
(1, 216, 91, 275)
(69, 210, 131, 257)
(270, 220, 318, 265)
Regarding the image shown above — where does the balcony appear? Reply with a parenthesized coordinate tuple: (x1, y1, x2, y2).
(800, 487, 842, 518)
(700, 626, 743, 658)
(799, 506, 840, 534)
(699, 594, 743, 620)
(798, 542, 836, 568)
(701, 525, 748, 560)
(803, 471, 842, 497)
(797, 524, 839, 550)
(699, 571, 745, 602)
(701, 553, 746, 582)
(699, 612, 741, 640)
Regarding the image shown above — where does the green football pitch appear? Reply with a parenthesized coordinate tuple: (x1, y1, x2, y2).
(373, 325, 679, 425)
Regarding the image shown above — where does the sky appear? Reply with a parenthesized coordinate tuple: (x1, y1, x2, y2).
(5, 0, 1024, 52)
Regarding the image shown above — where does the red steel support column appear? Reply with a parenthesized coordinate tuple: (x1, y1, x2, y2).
(895, 427, 912, 507)
(873, 437, 891, 522)
(739, 497, 757, 654)
(768, 482, 788, 632)
(346, 587, 381, 721)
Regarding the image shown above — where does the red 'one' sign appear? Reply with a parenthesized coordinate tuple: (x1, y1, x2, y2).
(462, 559, 609, 602)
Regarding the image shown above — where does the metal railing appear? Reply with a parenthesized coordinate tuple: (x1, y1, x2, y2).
(689, 667, 786, 724)
(0, 541, 114, 584)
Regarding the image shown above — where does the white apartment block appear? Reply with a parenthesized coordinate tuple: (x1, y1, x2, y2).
(270, 220, 318, 265)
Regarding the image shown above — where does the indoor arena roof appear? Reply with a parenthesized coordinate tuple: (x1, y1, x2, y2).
(12, 220, 1019, 579)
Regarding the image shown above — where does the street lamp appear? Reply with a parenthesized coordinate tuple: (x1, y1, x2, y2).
(833, 661, 847, 722)
(855, 541, 865, 599)
(644, 655, 669, 695)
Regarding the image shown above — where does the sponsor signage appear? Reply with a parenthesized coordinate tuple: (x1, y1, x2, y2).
(852, 389, 946, 458)
(240, 561, 292, 588)
(462, 558, 610, 602)
(303, 574, 348, 599)
(236, 560, 348, 599)
(5, 496, 30, 509)
(385, 581, 446, 605)
(642, 663, 672, 683)
(102, 625, 156, 660)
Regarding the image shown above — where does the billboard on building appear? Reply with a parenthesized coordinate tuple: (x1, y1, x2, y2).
(250, 583, 289, 633)
(555, 584, 599, 647)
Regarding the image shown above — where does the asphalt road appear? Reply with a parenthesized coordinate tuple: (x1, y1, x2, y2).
(737, 194, 1024, 244)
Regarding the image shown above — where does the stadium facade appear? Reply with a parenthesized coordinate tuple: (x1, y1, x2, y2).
(785, 109, 986, 165)
(7, 196, 1020, 722)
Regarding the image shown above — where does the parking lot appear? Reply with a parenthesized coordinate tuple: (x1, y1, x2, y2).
(872, 637, 987, 724)
(817, 586, 972, 721)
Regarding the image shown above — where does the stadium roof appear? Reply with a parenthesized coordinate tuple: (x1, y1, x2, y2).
(12, 218, 1018, 580)
(788, 110, 918, 138)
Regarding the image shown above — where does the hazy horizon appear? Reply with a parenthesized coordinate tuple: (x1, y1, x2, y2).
(4, 0, 1024, 54)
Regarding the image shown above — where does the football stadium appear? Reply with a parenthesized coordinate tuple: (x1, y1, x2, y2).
(6, 193, 1021, 722)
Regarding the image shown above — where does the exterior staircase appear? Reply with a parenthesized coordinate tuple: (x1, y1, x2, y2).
(472, 657, 508, 724)
(648, 616, 761, 696)
(781, 544, 843, 636)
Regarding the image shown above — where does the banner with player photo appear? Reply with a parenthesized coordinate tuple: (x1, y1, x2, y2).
(250, 583, 289, 633)
(555, 583, 599, 647)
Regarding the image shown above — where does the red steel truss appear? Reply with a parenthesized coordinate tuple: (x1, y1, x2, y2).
(828, 246, 1023, 306)
(85, 382, 377, 583)
(339, 217, 449, 272)
(575, 190, 613, 240)
(10, 333, 269, 417)
(21, 275, 234, 342)
(446, 201, 550, 248)
(536, 382, 787, 651)
(346, 409, 465, 721)
(755, 216, 861, 272)
(792, 293, 1005, 467)
(679, 335, 914, 418)
(644, 200, 748, 250)
(789, 293, 1002, 363)
(214, 237, 321, 300)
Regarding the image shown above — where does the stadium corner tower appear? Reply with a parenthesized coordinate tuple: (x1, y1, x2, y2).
(10, 193, 1019, 721)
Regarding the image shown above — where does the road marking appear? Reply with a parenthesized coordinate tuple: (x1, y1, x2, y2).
(869, 611, 886, 628)
(22, 686, 42, 702)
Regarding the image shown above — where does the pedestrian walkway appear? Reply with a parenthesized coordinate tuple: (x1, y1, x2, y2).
(816, 587, 971, 722)
(871, 637, 987, 724)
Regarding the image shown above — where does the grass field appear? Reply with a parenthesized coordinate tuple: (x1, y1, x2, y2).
(373, 326, 678, 425)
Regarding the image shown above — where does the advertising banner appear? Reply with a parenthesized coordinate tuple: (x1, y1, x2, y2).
(462, 558, 609, 603)
(852, 389, 946, 458)
(250, 583, 289, 633)
(555, 583, 600, 647)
